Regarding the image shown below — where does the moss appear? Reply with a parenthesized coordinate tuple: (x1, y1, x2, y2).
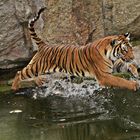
(84, 77, 95, 80)
(0, 84, 12, 93)
(113, 72, 131, 79)
(71, 77, 84, 84)
(72, 73, 132, 84)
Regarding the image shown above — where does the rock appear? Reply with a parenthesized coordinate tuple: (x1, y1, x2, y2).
(0, 0, 45, 69)
(43, 0, 104, 45)
(133, 46, 140, 65)
(0, 0, 31, 69)
(103, 0, 140, 36)
(0, 0, 140, 69)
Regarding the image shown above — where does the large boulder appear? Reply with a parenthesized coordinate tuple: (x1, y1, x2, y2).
(0, 0, 140, 69)
(0, 0, 45, 69)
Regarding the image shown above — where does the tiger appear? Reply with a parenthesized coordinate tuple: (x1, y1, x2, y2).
(113, 59, 139, 78)
(11, 7, 139, 91)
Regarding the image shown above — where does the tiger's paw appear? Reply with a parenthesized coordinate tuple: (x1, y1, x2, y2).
(11, 84, 19, 91)
(11, 79, 21, 91)
(34, 77, 47, 87)
(133, 81, 140, 91)
(136, 81, 140, 90)
(11, 71, 21, 91)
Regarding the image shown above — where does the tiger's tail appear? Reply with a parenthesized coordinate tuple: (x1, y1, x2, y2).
(28, 7, 46, 48)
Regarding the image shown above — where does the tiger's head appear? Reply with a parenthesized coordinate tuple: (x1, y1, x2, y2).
(110, 33, 134, 62)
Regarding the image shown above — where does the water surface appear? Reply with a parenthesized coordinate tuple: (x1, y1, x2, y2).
(0, 87, 140, 140)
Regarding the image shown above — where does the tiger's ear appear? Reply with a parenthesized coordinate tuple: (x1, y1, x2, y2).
(124, 32, 130, 41)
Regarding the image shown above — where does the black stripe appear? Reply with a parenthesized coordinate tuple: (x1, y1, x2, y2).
(36, 42, 41, 45)
(95, 45, 112, 69)
(104, 49, 107, 55)
(82, 50, 89, 70)
(62, 46, 71, 72)
(81, 70, 85, 77)
(69, 62, 73, 75)
(76, 64, 80, 73)
(49, 47, 60, 65)
(48, 47, 57, 71)
(30, 65, 37, 76)
(71, 47, 76, 70)
(59, 67, 63, 72)
(88, 47, 94, 64)
(78, 49, 87, 71)
(113, 46, 118, 57)
(26, 69, 32, 78)
(75, 71, 80, 76)
(57, 46, 66, 67)
(29, 28, 35, 32)
(34, 59, 39, 75)
(30, 33, 37, 36)
(83, 47, 90, 63)
(42, 47, 50, 72)
(20, 70, 25, 80)
(33, 37, 41, 41)
(30, 22, 34, 27)
(53, 65, 58, 72)
(39, 54, 46, 74)
(44, 47, 53, 72)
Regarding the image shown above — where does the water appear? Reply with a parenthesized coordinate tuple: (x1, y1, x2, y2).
(0, 87, 140, 140)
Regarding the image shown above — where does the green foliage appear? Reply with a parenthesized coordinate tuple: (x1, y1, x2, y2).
(113, 72, 131, 79)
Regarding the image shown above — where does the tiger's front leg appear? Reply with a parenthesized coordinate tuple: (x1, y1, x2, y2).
(97, 73, 139, 91)
(113, 59, 139, 78)
(128, 63, 139, 78)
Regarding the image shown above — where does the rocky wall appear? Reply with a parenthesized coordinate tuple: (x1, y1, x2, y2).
(0, 0, 140, 69)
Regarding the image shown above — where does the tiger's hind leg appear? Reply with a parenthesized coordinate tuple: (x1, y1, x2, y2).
(12, 67, 47, 90)
(12, 73, 47, 90)
(11, 71, 22, 91)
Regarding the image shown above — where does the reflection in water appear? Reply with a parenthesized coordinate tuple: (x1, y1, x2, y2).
(0, 88, 140, 140)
